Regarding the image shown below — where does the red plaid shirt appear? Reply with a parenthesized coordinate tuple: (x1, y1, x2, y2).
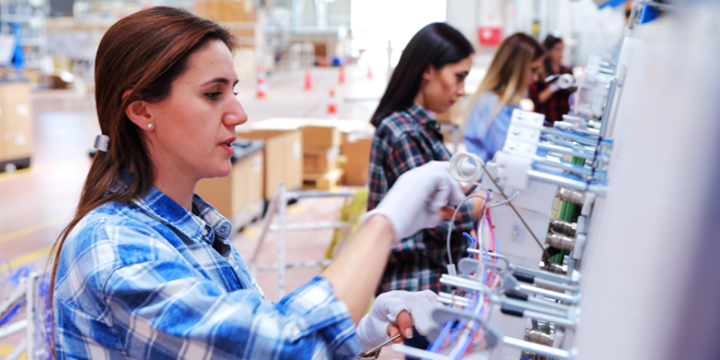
(529, 65, 573, 123)
(368, 103, 475, 294)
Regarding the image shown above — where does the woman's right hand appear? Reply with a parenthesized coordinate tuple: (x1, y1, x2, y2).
(361, 161, 465, 242)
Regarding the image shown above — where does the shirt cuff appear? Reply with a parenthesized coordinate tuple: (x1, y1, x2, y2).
(280, 276, 361, 359)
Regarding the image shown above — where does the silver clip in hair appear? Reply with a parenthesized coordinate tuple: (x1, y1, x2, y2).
(94, 134, 110, 152)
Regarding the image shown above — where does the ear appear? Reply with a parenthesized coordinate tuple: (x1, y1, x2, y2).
(123, 90, 153, 130)
(422, 65, 436, 82)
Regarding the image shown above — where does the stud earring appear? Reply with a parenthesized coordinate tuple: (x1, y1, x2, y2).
(147, 123, 153, 129)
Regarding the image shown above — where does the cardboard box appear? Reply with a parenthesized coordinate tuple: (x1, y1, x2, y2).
(304, 146, 341, 174)
(237, 129, 303, 199)
(341, 131, 374, 186)
(0, 81, 33, 162)
(301, 125, 341, 148)
(196, 141, 264, 228)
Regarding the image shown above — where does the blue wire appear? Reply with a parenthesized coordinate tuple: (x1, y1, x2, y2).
(463, 233, 476, 258)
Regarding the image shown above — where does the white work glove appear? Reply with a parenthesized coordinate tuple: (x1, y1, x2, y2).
(360, 161, 465, 242)
(355, 290, 439, 353)
(548, 81, 561, 93)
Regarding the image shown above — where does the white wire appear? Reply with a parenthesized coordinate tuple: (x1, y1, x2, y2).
(449, 152, 485, 184)
(486, 192, 519, 209)
(446, 194, 487, 268)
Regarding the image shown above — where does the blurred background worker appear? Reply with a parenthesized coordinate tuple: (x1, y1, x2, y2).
(462, 33, 545, 163)
(366, 23, 485, 356)
(529, 34, 574, 123)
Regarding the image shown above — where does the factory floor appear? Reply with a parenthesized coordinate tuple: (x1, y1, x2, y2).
(0, 65, 423, 359)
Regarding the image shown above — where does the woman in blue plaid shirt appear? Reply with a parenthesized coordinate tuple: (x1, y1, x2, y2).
(367, 23, 486, 355)
(49, 8, 468, 360)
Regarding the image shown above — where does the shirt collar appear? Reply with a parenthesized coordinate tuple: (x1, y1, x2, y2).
(131, 186, 233, 244)
(407, 102, 440, 132)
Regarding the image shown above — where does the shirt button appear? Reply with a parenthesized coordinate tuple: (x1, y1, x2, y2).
(219, 225, 228, 234)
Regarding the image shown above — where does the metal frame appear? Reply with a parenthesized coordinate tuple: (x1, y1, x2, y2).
(249, 183, 356, 298)
(0, 272, 38, 360)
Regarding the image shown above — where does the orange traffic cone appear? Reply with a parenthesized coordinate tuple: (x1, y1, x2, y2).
(256, 68, 267, 98)
(304, 69, 312, 90)
(327, 89, 337, 119)
(338, 65, 345, 84)
(367, 66, 373, 79)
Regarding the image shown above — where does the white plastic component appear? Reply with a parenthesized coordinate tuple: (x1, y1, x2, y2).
(496, 110, 545, 192)
(496, 152, 533, 192)
(572, 234, 587, 260)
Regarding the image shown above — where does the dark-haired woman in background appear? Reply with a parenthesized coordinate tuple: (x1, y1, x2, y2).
(367, 23, 485, 354)
(529, 34, 573, 123)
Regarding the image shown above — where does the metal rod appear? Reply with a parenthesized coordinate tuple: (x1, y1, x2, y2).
(542, 127, 598, 146)
(512, 264, 577, 285)
(502, 297, 569, 318)
(0, 319, 27, 339)
(599, 78, 618, 138)
(249, 191, 280, 274)
(534, 277, 579, 293)
(357, 333, 403, 358)
(534, 156, 593, 176)
(277, 183, 287, 299)
(523, 309, 576, 328)
(26, 273, 37, 360)
(502, 336, 573, 359)
(527, 170, 588, 191)
(518, 284, 580, 304)
(538, 142, 595, 160)
(474, 160, 553, 259)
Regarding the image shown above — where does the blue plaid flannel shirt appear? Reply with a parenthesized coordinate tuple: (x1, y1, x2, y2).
(368, 103, 475, 294)
(54, 186, 360, 359)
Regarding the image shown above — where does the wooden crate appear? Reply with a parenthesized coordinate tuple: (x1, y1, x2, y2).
(303, 169, 344, 190)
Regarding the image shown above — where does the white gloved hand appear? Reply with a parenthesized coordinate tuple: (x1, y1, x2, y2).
(360, 161, 465, 242)
(355, 290, 440, 353)
(548, 81, 561, 92)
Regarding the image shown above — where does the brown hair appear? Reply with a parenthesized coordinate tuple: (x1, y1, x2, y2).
(463, 33, 544, 133)
(541, 34, 563, 79)
(47, 6, 236, 355)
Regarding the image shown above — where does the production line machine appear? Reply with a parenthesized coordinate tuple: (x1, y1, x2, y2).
(388, 2, 720, 359)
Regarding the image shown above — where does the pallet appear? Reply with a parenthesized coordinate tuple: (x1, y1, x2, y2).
(303, 169, 344, 190)
(0, 156, 30, 173)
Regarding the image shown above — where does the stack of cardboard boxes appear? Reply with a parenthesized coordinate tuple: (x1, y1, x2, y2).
(195, 140, 265, 230)
(301, 126, 344, 190)
(340, 130, 373, 186)
(236, 128, 303, 199)
(0, 81, 33, 172)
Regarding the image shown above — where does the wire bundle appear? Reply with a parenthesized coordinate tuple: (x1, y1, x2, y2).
(430, 190, 503, 358)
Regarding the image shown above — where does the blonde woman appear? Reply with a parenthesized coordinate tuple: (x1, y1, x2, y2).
(463, 33, 545, 163)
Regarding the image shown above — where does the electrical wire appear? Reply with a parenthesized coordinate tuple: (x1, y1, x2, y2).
(446, 194, 488, 268)
(472, 157, 554, 260)
(449, 152, 486, 184)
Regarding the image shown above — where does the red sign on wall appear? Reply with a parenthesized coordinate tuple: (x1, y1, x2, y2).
(478, 27, 502, 46)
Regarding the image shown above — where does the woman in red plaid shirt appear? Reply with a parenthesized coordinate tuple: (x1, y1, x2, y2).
(367, 23, 486, 355)
(529, 34, 574, 123)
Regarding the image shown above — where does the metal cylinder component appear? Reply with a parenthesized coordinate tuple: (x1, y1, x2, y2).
(546, 233, 576, 251)
(550, 219, 577, 237)
(557, 187, 586, 205)
(527, 329, 554, 346)
(542, 262, 568, 275)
